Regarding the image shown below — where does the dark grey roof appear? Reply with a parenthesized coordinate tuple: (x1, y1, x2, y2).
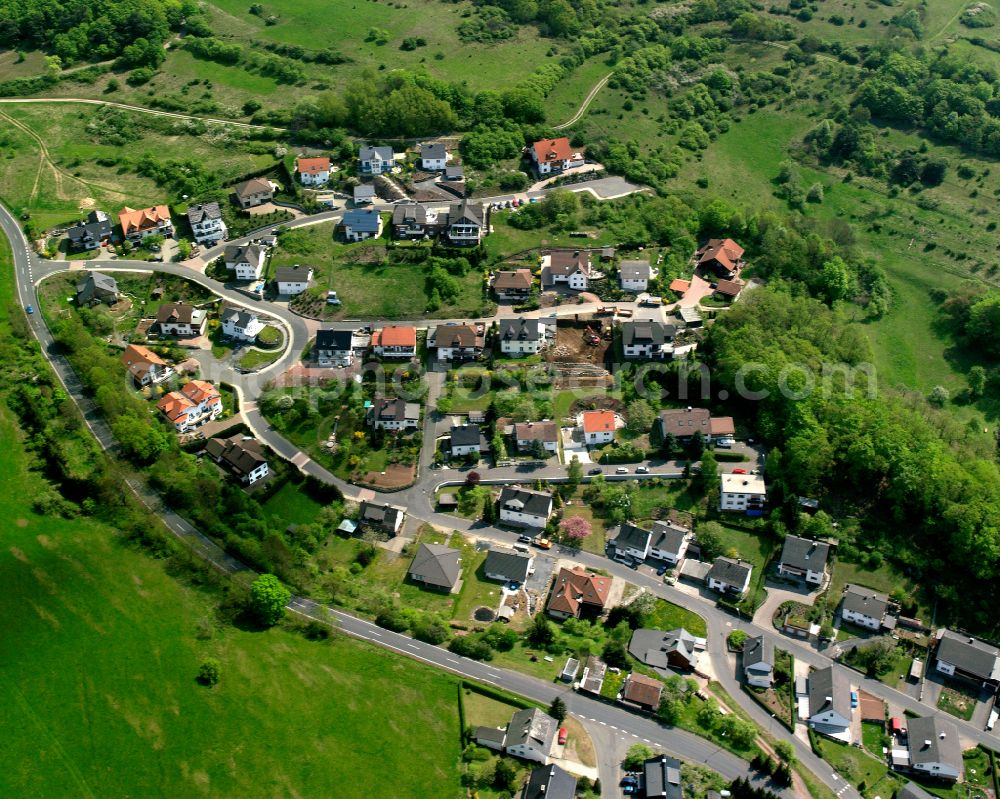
(499, 317, 542, 342)
(420, 142, 447, 160)
(936, 630, 1000, 681)
(448, 199, 483, 226)
(907, 716, 962, 771)
(808, 666, 851, 720)
(408, 543, 461, 589)
(220, 307, 257, 328)
(483, 548, 532, 583)
(628, 628, 700, 670)
(371, 397, 419, 423)
(187, 202, 221, 223)
(224, 244, 263, 264)
(315, 329, 353, 350)
(68, 210, 111, 244)
(743, 635, 773, 669)
(506, 707, 556, 752)
(842, 585, 889, 620)
(897, 783, 935, 799)
(623, 321, 675, 347)
(392, 202, 427, 225)
(450, 424, 482, 447)
(274, 265, 312, 283)
(359, 501, 404, 532)
(76, 271, 118, 297)
(342, 208, 382, 233)
(643, 755, 683, 799)
(354, 184, 376, 201)
(524, 764, 577, 799)
(619, 260, 652, 280)
(474, 726, 506, 747)
(780, 535, 830, 573)
(497, 486, 553, 517)
(706, 557, 752, 589)
(359, 145, 394, 161)
(205, 435, 266, 477)
(650, 521, 688, 555)
(615, 522, 651, 552)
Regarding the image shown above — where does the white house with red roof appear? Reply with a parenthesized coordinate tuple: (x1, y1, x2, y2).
(120, 344, 173, 386)
(528, 137, 582, 175)
(156, 380, 223, 433)
(581, 410, 616, 446)
(296, 156, 332, 186)
(119, 205, 173, 243)
(371, 325, 417, 358)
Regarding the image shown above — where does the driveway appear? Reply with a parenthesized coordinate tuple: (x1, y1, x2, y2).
(752, 579, 821, 628)
(679, 273, 714, 307)
(561, 427, 591, 464)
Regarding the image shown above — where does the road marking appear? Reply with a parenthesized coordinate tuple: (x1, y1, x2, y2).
(406, 643, 419, 650)
(446, 658, 460, 664)
(642, 738, 651, 743)
(609, 725, 618, 731)
(598, 721, 606, 726)
(369, 630, 381, 637)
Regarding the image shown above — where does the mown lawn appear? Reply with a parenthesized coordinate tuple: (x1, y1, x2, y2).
(644, 598, 707, 638)
(262, 479, 325, 526)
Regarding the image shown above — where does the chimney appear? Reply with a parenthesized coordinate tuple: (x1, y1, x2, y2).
(923, 739, 932, 748)
(939, 732, 946, 739)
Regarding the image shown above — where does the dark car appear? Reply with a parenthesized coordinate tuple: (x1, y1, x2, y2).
(517, 534, 532, 544)
(656, 564, 668, 576)
(588, 467, 602, 475)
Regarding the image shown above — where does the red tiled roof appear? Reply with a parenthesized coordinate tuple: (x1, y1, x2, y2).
(696, 238, 744, 271)
(547, 567, 612, 616)
(714, 279, 744, 297)
(532, 137, 573, 165)
(119, 205, 171, 235)
(296, 156, 331, 175)
(669, 278, 690, 293)
(372, 325, 416, 348)
(622, 673, 663, 707)
(582, 410, 616, 434)
(709, 416, 735, 437)
(156, 391, 194, 421)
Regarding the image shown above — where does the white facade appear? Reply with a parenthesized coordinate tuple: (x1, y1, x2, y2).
(499, 506, 548, 528)
(190, 215, 227, 245)
(584, 429, 613, 446)
(277, 270, 313, 296)
(228, 251, 265, 281)
(451, 442, 481, 457)
(222, 312, 264, 342)
(372, 416, 418, 432)
(516, 437, 558, 454)
(621, 276, 648, 291)
(649, 538, 689, 564)
(623, 341, 670, 360)
(778, 563, 825, 585)
(842, 607, 881, 631)
(299, 169, 330, 186)
(566, 269, 589, 291)
(745, 663, 773, 689)
(159, 313, 206, 337)
(243, 461, 269, 485)
(720, 474, 766, 512)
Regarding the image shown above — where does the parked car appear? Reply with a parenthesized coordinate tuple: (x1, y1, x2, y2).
(636, 466, 649, 474)
(621, 777, 638, 787)
(615, 466, 629, 474)
(732, 468, 747, 475)
(715, 437, 734, 448)
(588, 467, 602, 475)
(656, 564, 668, 576)
(851, 691, 859, 709)
(517, 534, 532, 544)
(25, 304, 33, 314)
(623, 784, 638, 794)
(558, 728, 567, 745)
(664, 574, 677, 585)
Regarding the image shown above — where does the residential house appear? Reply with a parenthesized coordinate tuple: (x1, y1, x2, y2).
(341, 208, 383, 242)
(371, 325, 417, 359)
(720, 474, 767, 514)
(546, 567, 611, 620)
(497, 486, 553, 528)
(903, 716, 962, 782)
(156, 303, 207, 337)
(743, 635, 774, 689)
(483, 548, 534, 584)
(119, 205, 173, 243)
(353, 183, 376, 205)
(513, 421, 559, 455)
(523, 764, 577, 799)
(621, 672, 663, 712)
(446, 200, 484, 246)
(841, 585, 891, 631)
(367, 397, 420, 432)
(498, 317, 552, 356)
(224, 244, 266, 281)
(695, 238, 745, 280)
(314, 329, 355, 367)
(358, 501, 406, 536)
(492, 269, 533, 301)
(419, 142, 448, 171)
(619, 260, 652, 292)
(777, 535, 831, 586)
(76, 271, 120, 306)
(67, 210, 112, 251)
(541, 249, 591, 291)
(120, 344, 173, 386)
(505, 708, 557, 765)
(205, 435, 269, 485)
(622, 321, 675, 360)
(220, 307, 264, 342)
(358, 145, 395, 175)
(274, 266, 313, 296)
(706, 557, 753, 596)
(643, 755, 683, 799)
(807, 666, 852, 741)
(186, 202, 227, 245)
(528, 137, 579, 175)
(232, 177, 274, 208)
(474, 725, 507, 753)
(579, 656, 607, 695)
(407, 543, 461, 592)
(648, 520, 691, 564)
(429, 323, 484, 361)
(715, 278, 745, 301)
(296, 156, 331, 186)
(710, 416, 735, 444)
(934, 629, 1000, 689)
(614, 522, 652, 561)
(581, 410, 616, 446)
(156, 380, 222, 433)
(391, 202, 434, 239)
(657, 407, 712, 442)
(450, 423, 484, 458)
(628, 627, 705, 671)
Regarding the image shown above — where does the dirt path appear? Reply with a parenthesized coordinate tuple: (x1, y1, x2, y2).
(553, 73, 613, 130)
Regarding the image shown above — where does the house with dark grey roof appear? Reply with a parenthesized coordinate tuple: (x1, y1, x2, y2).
(897, 782, 936, 799)
(743, 635, 774, 688)
(446, 199, 484, 246)
(274, 265, 313, 296)
(187, 202, 227, 245)
(807, 666, 852, 741)
(314, 329, 355, 367)
(619, 260, 653, 292)
(358, 144, 395, 175)
(523, 764, 577, 799)
(903, 716, 962, 782)
(614, 522, 652, 561)
(934, 629, 1000, 689)
(628, 628, 705, 671)
(484, 548, 534, 584)
(474, 724, 507, 752)
(450, 423, 484, 457)
(353, 183, 376, 205)
(497, 487, 553, 528)
(224, 243, 265, 281)
(778, 535, 831, 586)
(408, 543, 461, 592)
(220, 307, 264, 342)
(706, 557, 753, 596)
(358, 501, 405, 536)
(419, 142, 448, 171)
(498, 317, 553, 356)
(622, 320, 675, 360)
(67, 210, 112, 251)
(341, 208, 383, 242)
(648, 520, 691, 564)
(76, 271, 120, 306)
(367, 397, 420, 431)
(643, 754, 683, 799)
(841, 585, 891, 631)
(205, 435, 269, 485)
(505, 707, 557, 764)
(391, 201, 434, 239)
(513, 421, 559, 455)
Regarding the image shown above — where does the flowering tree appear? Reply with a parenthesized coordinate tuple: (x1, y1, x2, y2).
(560, 516, 592, 540)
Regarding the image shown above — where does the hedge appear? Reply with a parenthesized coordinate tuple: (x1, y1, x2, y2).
(714, 451, 748, 462)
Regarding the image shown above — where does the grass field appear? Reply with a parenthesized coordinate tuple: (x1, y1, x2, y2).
(644, 598, 707, 638)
